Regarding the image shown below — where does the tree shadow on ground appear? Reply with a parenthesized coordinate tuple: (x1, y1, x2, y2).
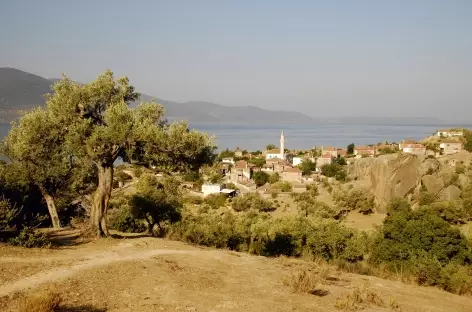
(309, 289, 330, 297)
(109, 233, 150, 239)
(57, 305, 107, 312)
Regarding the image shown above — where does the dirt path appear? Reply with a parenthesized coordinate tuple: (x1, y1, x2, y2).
(0, 246, 197, 297)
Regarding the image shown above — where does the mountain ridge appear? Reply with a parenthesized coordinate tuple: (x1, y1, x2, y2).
(0, 67, 313, 124)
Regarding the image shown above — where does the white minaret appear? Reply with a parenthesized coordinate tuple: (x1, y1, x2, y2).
(280, 130, 285, 159)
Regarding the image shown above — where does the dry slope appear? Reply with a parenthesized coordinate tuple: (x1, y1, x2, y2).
(1, 233, 472, 312)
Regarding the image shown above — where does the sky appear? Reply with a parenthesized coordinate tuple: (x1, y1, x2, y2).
(1, 0, 471, 121)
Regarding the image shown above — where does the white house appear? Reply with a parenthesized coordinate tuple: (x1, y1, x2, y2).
(292, 157, 303, 167)
(402, 143, 426, 155)
(439, 140, 463, 155)
(201, 184, 222, 197)
(221, 157, 235, 166)
(436, 129, 464, 138)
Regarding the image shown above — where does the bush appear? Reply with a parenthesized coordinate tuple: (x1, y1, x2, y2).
(419, 189, 436, 206)
(8, 227, 51, 248)
(203, 193, 227, 209)
(110, 206, 146, 233)
(18, 289, 62, 312)
(321, 164, 346, 181)
(370, 199, 471, 267)
(231, 193, 274, 212)
(185, 195, 203, 205)
(253, 171, 269, 187)
(455, 163, 466, 174)
(273, 181, 293, 192)
(333, 188, 375, 214)
(268, 173, 280, 184)
(0, 197, 21, 231)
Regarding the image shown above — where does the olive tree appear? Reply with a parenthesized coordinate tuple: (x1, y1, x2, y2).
(46, 70, 215, 236)
(2, 108, 73, 228)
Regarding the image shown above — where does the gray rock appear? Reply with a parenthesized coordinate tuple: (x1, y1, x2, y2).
(438, 185, 462, 201)
(422, 175, 445, 196)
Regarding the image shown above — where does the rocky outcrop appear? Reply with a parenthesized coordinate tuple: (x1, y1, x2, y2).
(422, 175, 444, 196)
(438, 185, 462, 201)
(458, 174, 471, 190)
(347, 151, 472, 213)
(368, 154, 422, 213)
(419, 158, 440, 176)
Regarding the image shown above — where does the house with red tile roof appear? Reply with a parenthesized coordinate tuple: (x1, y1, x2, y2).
(354, 145, 376, 158)
(316, 153, 333, 169)
(321, 146, 338, 158)
(400, 141, 426, 155)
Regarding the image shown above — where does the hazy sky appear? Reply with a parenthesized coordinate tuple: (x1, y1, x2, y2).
(1, 0, 471, 120)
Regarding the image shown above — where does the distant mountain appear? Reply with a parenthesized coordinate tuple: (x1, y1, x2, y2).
(0, 68, 53, 122)
(0, 68, 314, 124)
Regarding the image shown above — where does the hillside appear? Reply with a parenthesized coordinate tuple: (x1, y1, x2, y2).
(1, 231, 471, 312)
(0, 68, 313, 124)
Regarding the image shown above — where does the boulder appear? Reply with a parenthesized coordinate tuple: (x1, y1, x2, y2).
(438, 185, 462, 201)
(457, 174, 471, 190)
(422, 175, 444, 196)
(419, 158, 440, 176)
(369, 153, 422, 213)
(439, 168, 456, 186)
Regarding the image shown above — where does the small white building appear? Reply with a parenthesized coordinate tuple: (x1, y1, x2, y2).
(292, 157, 303, 167)
(221, 157, 235, 165)
(292, 156, 315, 167)
(436, 129, 464, 138)
(201, 184, 222, 197)
(440, 141, 463, 155)
(402, 143, 426, 155)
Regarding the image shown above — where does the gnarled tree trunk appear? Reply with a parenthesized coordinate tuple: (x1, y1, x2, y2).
(91, 165, 113, 236)
(39, 188, 61, 228)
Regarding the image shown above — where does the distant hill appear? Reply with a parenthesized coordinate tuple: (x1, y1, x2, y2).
(0, 68, 53, 122)
(0, 68, 314, 124)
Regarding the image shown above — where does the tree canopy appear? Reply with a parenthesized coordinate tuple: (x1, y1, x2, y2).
(7, 70, 216, 236)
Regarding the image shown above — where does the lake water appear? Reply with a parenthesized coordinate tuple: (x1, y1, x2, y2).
(1, 122, 470, 152)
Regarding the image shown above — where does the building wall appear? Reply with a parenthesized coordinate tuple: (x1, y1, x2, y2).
(440, 143, 462, 155)
(316, 157, 332, 168)
(202, 184, 221, 196)
(403, 147, 426, 155)
(437, 131, 463, 137)
(282, 172, 302, 182)
(292, 157, 303, 166)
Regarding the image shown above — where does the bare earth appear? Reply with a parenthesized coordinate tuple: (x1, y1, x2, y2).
(1, 230, 472, 312)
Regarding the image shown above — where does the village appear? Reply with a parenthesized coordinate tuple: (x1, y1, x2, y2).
(201, 128, 469, 197)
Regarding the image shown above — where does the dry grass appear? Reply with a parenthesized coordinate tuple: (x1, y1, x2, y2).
(389, 296, 403, 311)
(18, 289, 62, 312)
(282, 266, 330, 296)
(335, 282, 384, 311)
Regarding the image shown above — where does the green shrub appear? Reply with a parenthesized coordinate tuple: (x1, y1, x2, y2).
(204, 193, 227, 209)
(8, 227, 50, 248)
(253, 171, 269, 187)
(333, 188, 375, 214)
(232, 193, 274, 212)
(370, 199, 471, 267)
(273, 181, 293, 192)
(270, 191, 278, 199)
(419, 190, 436, 206)
(185, 195, 203, 205)
(455, 163, 466, 174)
(268, 173, 280, 184)
(110, 206, 146, 233)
